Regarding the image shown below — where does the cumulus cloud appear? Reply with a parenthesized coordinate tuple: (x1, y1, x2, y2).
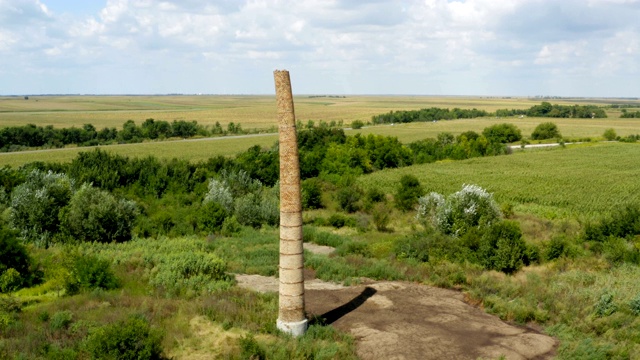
(0, 0, 638, 96)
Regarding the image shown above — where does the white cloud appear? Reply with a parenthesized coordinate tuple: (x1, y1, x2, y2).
(0, 0, 638, 95)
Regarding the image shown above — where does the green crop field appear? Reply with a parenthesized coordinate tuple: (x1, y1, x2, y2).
(359, 142, 640, 219)
(2, 94, 637, 131)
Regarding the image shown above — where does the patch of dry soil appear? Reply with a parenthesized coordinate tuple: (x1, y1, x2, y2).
(235, 274, 557, 360)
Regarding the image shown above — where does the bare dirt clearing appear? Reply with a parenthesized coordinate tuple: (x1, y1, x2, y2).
(235, 273, 557, 360)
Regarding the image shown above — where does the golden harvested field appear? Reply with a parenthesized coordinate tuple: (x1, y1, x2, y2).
(0, 95, 639, 168)
(2, 94, 637, 130)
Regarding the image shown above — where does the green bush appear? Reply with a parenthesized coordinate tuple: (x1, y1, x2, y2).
(239, 334, 266, 359)
(584, 204, 640, 242)
(9, 169, 74, 247)
(220, 216, 242, 236)
(49, 310, 73, 331)
(482, 123, 522, 143)
(0, 226, 34, 293)
(234, 193, 263, 228)
(60, 183, 139, 243)
(603, 128, 617, 141)
(327, 213, 355, 228)
(393, 234, 431, 262)
(366, 187, 386, 203)
(197, 200, 227, 233)
(64, 253, 119, 295)
(84, 315, 164, 360)
(478, 221, 527, 274)
(336, 186, 362, 213)
(531, 122, 561, 140)
(258, 187, 279, 227)
(351, 120, 365, 129)
(394, 174, 424, 211)
(302, 178, 324, 210)
(372, 203, 391, 231)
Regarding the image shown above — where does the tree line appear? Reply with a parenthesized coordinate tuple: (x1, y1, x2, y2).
(0, 124, 512, 246)
(495, 102, 607, 118)
(0, 119, 248, 152)
(371, 102, 608, 125)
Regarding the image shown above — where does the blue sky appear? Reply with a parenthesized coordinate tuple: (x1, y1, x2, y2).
(0, 0, 639, 96)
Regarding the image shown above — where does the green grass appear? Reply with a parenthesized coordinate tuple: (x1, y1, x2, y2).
(1, 236, 358, 359)
(359, 142, 640, 219)
(0, 134, 278, 167)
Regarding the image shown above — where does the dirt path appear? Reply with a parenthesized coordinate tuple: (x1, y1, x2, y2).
(236, 273, 557, 360)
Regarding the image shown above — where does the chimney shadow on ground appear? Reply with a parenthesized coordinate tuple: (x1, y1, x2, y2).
(310, 286, 377, 326)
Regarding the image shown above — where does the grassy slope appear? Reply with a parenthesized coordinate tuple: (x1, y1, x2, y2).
(359, 142, 640, 219)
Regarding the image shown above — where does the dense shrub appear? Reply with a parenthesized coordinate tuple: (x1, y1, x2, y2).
(197, 200, 228, 233)
(64, 253, 120, 295)
(234, 193, 264, 228)
(336, 186, 363, 213)
(302, 178, 324, 210)
(603, 128, 617, 141)
(482, 123, 522, 143)
(9, 169, 74, 247)
(327, 213, 355, 228)
(478, 221, 527, 274)
(60, 184, 139, 243)
(584, 204, 640, 242)
(394, 174, 424, 211)
(417, 184, 502, 236)
(372, 203, 391, 231)
(85, 315, 164, 360)
(351, 120, 365, 129)
(531, 122, 561, 140)
(0, 226, 34, 292)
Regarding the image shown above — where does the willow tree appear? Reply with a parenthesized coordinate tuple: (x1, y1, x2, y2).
(274, 70, 307, 336)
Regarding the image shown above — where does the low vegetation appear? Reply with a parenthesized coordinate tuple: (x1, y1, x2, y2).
(1, 98, 640, 358)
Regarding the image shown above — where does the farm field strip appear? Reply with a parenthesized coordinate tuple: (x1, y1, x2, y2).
(2, 95, 635, 130)
(1, 113, 640, 168)
(0, 134, 279, 167)
(359, 142, 640, 219)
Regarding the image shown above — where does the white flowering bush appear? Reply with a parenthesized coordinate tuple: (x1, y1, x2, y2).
(416, 184, 502, 236)
(204, 178, 234, 213)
